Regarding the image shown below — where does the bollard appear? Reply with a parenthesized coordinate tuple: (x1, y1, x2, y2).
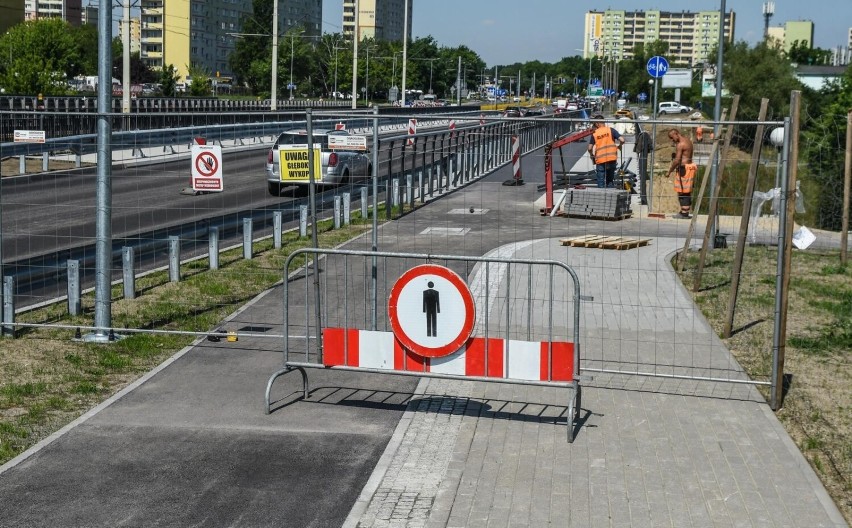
(2, 276, 14, 337)
(392, 178, 400, 213)
(168, 236, 180, 282)
(209, 227, 219, 270)
(273, 211, 282, 249)
(343, 192, 351, 225)
(121, 246, 136, 299)
(242, 218, 253, 259)
(406, 174, 413, 207)
(67, 259, 81, 315)
(360, 187, 368, 219)
(333, 195, 342, 229)
(299, 205, 308, 237)
(19, 155, 25, 175)
(42, 152, 48, 172)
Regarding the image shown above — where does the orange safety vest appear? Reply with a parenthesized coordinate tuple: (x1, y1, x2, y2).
(591, 127, 618, 164)
(674, 163, 697, 194)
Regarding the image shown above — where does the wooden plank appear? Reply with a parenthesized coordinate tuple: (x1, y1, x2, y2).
(610, 238, 651, 250)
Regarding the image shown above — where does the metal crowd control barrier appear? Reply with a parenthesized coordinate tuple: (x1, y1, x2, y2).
(265, 248, 585, 442)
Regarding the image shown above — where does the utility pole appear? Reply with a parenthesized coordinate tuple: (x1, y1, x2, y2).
(351, 0, 359, 109)
(401, 0, 409, 106)
(122, 0, 130, 113)
(271, 0, 279, 110)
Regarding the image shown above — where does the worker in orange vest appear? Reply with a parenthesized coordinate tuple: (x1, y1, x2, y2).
(666, 128, 696, 219)
(587, 114, 625, 188)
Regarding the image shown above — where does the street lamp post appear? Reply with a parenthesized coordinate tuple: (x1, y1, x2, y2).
(333, 45, 347, 100)
(574, 48, 592, 97)
(288, 30, 304, 100)
(271, 0, 279, 110)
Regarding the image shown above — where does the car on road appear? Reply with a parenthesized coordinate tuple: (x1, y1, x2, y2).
(523, 108, 545, 116)
(658, 101, 692, 114)
(502, 106, 525, 118)
(265, 129, 372, 196)
(614, 108, 634, 119)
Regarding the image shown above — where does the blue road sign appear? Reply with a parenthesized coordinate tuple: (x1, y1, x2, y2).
(647, 56, 669, 78)
(638, 92, 648, 102)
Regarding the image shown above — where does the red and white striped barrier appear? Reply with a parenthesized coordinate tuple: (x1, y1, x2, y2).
(335, 122, 346, 131)
(449, 119, 456, 137)
(479, 113, 485, 128)
(323, 328, 574, 382)
(511, 135, 522, 182)
(407, 118, 417, 145)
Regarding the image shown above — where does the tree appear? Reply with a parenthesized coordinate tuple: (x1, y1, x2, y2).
(722, 41, 805, 121)
(801, 65, 852, 230)
(187, 63, 212, 97)
(229, 0, 274, 94)
(788, 40, 832, 66)
(0, 18, 81, 95)
(159, 64, 179, 97)
(112, 52, 157, 84)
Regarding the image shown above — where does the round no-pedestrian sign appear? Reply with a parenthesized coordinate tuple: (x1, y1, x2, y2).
(388, 264, 475, 358)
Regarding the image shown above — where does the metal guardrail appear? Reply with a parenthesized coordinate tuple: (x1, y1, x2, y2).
(0, 111, 494, 159)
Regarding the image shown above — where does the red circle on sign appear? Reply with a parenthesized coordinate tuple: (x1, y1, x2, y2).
(194, 152, 218, 176)
(388, 264, 475, 358)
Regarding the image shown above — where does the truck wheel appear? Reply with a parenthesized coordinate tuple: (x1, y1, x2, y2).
(268, 182, 283, 196)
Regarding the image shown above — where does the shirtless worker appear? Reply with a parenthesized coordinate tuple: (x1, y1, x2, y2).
(666, 128, 696, 219)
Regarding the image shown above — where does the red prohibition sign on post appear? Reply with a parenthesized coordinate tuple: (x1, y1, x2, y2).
(194, 152, 219, 177)
(388, 264, 475, 358)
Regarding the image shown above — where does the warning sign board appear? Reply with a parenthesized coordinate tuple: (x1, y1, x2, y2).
(190, 145, 223, 192)
(328, 134, 367, 151)
(278, 145, 323, 182)
(388, 264, 475, 358)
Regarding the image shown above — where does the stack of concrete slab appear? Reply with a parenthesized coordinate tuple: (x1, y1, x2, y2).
(560, 188, 632, 219)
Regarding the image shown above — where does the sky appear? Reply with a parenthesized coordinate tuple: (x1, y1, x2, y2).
(321, 0, 852, 66)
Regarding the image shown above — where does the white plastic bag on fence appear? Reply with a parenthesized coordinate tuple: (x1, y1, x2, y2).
(748, 183, 806, 243)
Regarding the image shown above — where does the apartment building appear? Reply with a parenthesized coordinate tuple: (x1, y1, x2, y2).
(24, 0, 81, 25)
(0, 0, 25, 34)
(583, 10, 735, 67)
(343, 0, 412, 42)
(767, 20, 815, 53)
(119, 16, 141, 55)
(140, 0, 321, 82)
(81, 1, 96, 25)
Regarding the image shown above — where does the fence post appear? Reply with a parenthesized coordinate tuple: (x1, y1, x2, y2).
(19, 155, 25, 175)
(242, 218, 253, 259)
(122, 248, 136, 299)
(333, 195, 342, 229)
(406, 174, 413, 208)
(67, 259, 81, 315)
(299, 205, 308, 237)
(2, 276, 14, 337)
(392, 178, 400, 214)
(360, 187, 368, 219)
(208, 227, 219, 270)
(168, 236, 180, 282)
(273, 211, 282, 249)
(343, 192, 351, 225)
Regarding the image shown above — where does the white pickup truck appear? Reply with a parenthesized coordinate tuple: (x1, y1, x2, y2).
(265, 129, 372, 196)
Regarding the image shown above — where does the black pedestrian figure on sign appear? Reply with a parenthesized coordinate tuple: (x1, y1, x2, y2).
(423, 281, 440, 337)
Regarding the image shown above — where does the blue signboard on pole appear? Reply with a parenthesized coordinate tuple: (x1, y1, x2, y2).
(646, 56, 669, 79)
